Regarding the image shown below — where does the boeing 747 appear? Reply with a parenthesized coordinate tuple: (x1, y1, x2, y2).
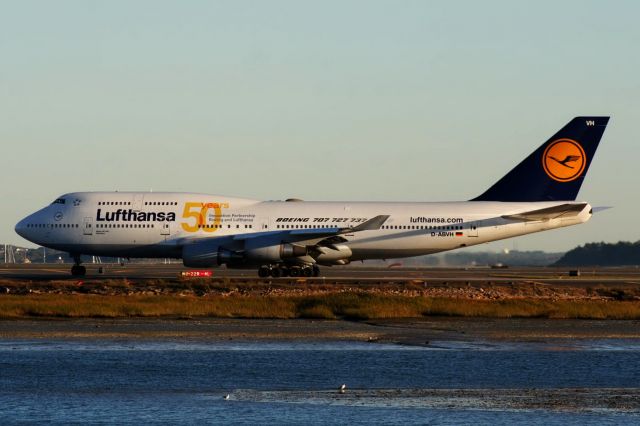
(15, 117, 609, 276)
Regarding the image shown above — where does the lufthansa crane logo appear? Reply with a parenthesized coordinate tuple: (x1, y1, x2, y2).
(542, 139, 586, 182)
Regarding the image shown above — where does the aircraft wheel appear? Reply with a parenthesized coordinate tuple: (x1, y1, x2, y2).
(270, 267, 281, 278)
(258, 266, 270, 278)
(279, 266, 290, 277)
(71, 265, 86, 276)
(312, 265, 320, 277)
(302, 267, 312, 277)
(289, 267, 300, 277)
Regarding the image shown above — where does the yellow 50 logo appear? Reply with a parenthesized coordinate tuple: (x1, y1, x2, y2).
(181, 202, 229, 233)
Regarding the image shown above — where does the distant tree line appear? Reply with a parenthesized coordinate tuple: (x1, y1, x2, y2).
(554, 241, 640, 267)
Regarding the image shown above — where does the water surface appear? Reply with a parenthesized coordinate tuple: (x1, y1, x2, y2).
(1, 339, 639, 425)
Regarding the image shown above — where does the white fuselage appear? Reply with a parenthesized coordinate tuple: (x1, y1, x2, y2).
(15, 192, 591, 263)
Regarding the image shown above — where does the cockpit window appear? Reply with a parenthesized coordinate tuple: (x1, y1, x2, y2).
(51, 198, 66, 205)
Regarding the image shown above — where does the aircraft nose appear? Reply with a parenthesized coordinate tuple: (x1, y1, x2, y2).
(15, 217, 29, 239)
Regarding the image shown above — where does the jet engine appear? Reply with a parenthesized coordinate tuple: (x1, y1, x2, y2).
(243, 243, 308, 263)
(314, 244, 352, 265)
(183, 237, 309, 268)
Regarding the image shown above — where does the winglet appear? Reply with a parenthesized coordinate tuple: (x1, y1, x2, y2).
(348, 215, 390, 232)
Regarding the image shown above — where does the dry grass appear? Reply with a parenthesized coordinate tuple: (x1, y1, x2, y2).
(1, 293, 640, 320)
(422, 298, 640, 319)
(0, 295, 296, 319)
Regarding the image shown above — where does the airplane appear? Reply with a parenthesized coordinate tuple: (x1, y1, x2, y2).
(15, 117, 609, 277)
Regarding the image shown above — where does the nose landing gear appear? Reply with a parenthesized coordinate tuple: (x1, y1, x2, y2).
(71, 265, 86, 276)
(70, 254, 86, 276)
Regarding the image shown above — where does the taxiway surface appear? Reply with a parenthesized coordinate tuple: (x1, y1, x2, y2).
(1, 263, 639, 289)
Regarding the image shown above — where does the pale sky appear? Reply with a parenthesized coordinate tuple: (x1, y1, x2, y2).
(1, 0, 638, 251)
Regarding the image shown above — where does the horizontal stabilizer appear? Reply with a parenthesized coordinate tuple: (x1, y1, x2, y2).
(592, 206, 612, 214)
(502, 203, 588, 222)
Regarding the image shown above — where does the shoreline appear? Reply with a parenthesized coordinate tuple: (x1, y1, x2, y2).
(2, 317, 640, 343)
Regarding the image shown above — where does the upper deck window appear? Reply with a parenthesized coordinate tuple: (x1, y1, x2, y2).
(51, 198, 66, 205)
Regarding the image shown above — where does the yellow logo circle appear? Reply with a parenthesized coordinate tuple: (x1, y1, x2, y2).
(542, 139, 586, 182)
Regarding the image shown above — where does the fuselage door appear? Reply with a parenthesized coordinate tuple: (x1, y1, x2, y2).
(468, 224, 478, 237)
(161, 222, 170, 236)
(83, 217, 94, 235)
(132, 194, 144, 211)
(258, 217, 270, 231)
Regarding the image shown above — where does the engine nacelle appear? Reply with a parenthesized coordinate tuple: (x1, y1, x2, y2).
(244, 243, 307, 263)
(182, 241, 240, 268)
(315, 244, 352, 265)
(184, 238, 309, 267)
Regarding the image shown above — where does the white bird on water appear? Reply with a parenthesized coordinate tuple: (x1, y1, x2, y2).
(338, 384, 346, 394)
(223, 394, 230, 400)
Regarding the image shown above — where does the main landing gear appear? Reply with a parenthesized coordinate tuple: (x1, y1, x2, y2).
(258, 264, 320, 278)
(70, 254, 86, 277)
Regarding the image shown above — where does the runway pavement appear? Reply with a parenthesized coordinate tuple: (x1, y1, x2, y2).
(1, 263, 639, 288)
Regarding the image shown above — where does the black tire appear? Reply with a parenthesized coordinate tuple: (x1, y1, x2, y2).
(258, 266, 270, 278)
(289, 267, 300, 277)
(280, 266, 289, 277)
(71, 265, 86, 277)
(312, 265, 320, 277)
(270, 267, 281, 278)
(302, 267, 312, 277)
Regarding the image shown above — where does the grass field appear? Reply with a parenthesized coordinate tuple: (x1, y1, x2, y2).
(1, 293, 639, 320)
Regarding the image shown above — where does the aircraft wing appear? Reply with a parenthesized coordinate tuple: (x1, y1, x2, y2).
(233, 214, 390, 242)
(501, 203, 589, 222)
